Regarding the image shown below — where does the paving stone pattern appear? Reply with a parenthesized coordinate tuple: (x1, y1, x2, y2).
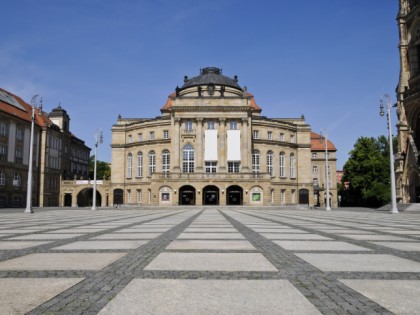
(1, 208, 420, 314)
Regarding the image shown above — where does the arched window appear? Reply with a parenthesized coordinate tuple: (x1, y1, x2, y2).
(162, 150, 170, 173)
(0, 171, 5, 185)
(267, 151, 273, 176)
(149, 151, 156, 176)
(182, 144, 194, 173)
(127, 153, 133, 178)
(252, 150, 260, 173)
(137, 152, 143, 177)
(279, 152, 285, 178)
(290, 153, 296, 178)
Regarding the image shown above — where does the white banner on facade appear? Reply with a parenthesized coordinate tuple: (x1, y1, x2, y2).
(205, 130, 218, 161)
(227, 130, 241, 161)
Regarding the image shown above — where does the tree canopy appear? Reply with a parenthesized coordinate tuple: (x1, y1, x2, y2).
(341, 136, 395, 208)
(89, 155, 111, 180)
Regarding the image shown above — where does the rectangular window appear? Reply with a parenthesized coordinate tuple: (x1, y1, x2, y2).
(207, 121, 215, 130)
(290, 134, 295, 143)
(280, 133, 285, 141)
(162, 151, 170, 173)
(252, 152, 260, 173)
(205, 161, 217, 173)
(290, 155, 296, 178)
(268, 131, 273, 140)
(137, 189, 142, 204)
(149, 153, 156, 176)
(230, 121, 237, 130)
(313, 178, 318, 186)
(291, 189, 295, 204)
(15, 148, 23, 164)
(128, 135, 132, 143)
(279, 154, 285, 178)
(281, 189, 286, 204)
(185, 121, 193, 130)
(149, 131, 155, 140)
(138, 133, 143, 142)
(228, 161, 240, 173)
(16, 128, 24, 142)
(0, 144, 7, 160)
(312, 166, 318, 173)
(137, 153, 143, 177)
(127, 189, 131, 204)
(253, 130, 259, 139)
(0, 122, 7, 136)
(163, 130, 169, 139)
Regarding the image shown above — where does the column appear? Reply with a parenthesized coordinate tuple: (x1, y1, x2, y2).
(241, 118, 250, 171)
(172, 117, 181, 172)
(219, 118, 226, 171)
(196, 118, 203, 172)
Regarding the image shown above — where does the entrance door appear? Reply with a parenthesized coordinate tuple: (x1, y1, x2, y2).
(179, 185, 196, 205)
(299, 189, 309, 205)
(227, 185, 243, 205)
(64, 194, 72, 207)
(203, 185, 219, 205)
(114, 189, 124, 206)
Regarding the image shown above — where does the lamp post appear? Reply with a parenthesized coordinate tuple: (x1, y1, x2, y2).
(91, 129, 103, 210)
(320, 129, 331, 211)
(380, 94, 398, 214)
(25, 95, 42, 213)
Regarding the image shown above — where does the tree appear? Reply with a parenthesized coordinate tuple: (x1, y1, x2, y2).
(89, 155, 111, 180)
(341, 136, 395, 208)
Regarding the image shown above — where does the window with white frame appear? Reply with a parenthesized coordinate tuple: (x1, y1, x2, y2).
(290, 154, 296, 178)
(253, 130, 259, 139)
(149, 151, 156, 175)
(267, 151, 273, 176)
(137, 189, 142, 204)
(137, 152, 143, 177)
(207, 121, 215, 129)
(280, 133, 285, 141)
(205, 161, 217, 173)
(230, 121, 237, 130)
(162, 150, 170, 173)
(185, 121, 193, 131)
(127, 153, 133, 178)
(312, 166, 318, 173)
(268, 131, 273, 140)
(0, 121, 8, 136)
(138, 133, 143, 142)
(163, 130, 169, 139)
(279, 152, 285, 177)
(149, 131, 155, 140)
(281, 189, 286, 204)
(0, 171, 5, 185)
(128, 135, 132, 143)
(252, 150, 260, 173)
(13, 172, 21, 187)
(127, 189, 131, 204)
(312, 152, 317, 158)
(182, 144, 194, 173)
(16, 127, 24, 142)
(228, 161, 240, 173)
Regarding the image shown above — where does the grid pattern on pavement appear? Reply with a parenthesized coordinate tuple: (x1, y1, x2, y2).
(1, 208, 420, 314)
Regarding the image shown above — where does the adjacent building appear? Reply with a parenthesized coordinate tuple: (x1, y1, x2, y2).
(396, 0, 420, 203)
(0, 88, 90, 207)
(108, 67, 337, 207)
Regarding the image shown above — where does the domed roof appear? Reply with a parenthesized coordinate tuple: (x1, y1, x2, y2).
(49, 104, 68, 117)
(180, 67, 241, 90)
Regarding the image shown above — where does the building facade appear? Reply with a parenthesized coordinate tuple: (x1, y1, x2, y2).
(395, 0, 420, 203)
(0, 88, 90, 208)
(107, 67, 337, 207)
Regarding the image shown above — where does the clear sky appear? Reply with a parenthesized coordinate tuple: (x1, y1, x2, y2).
(0, 0, 399, 169)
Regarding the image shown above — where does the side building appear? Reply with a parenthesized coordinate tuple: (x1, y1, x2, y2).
(0, 88, 90, 208)
(109, 67, 338, 207)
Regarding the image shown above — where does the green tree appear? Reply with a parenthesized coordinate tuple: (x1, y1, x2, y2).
(89, 155, 111, 180)
(341, 136, 394, 207)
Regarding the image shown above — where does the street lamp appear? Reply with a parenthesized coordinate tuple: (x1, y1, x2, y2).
(380, 94, 398, 214)
(91, 129, 103, 210)
(25, 95, 42, 213)
(320, 129, 331, 211)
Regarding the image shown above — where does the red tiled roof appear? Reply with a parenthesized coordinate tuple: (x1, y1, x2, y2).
(311, 131, 336, 151)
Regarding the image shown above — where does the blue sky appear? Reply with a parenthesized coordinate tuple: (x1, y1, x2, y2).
(0, 0, 399, 169)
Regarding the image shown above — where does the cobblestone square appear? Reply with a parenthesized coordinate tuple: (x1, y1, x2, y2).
(1, 207, 420, 314)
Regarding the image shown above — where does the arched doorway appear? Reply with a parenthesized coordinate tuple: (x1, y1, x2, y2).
(114, 189, 124, 206)
(77, 188, 102, 207)
(299, 189, 309, 205)
(179, 185, 196, 205)
(64, 194, 72, 207)
(227, 185, 243, 205)
(203, 185, 219, 205)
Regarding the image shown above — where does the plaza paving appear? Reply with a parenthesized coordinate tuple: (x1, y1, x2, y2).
(1, 207, 420, 314)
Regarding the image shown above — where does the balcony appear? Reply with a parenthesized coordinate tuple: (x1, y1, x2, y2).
(151, 172, 271, 181)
